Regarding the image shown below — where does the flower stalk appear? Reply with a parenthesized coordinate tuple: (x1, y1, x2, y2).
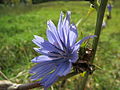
(78, 0, 108, 89)
(0, 72, 78, 90)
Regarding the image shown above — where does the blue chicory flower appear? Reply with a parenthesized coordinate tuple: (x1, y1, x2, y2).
(107, 4, 112, 12)
(30, 11, 96, 89)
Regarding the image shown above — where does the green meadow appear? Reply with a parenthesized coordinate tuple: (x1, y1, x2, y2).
(0, 1, 120, 90)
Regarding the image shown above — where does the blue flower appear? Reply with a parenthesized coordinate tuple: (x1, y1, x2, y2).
(107, 4, 112, 12)
(30, 11, 96, 89)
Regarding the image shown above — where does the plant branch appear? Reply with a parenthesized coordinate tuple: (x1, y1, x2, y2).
(92, 0, 108, 61)
(0, 71, 79, 90)
(79, 0, 108, 89)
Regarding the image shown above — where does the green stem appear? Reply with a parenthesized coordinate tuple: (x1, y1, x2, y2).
(92, 0, 108, 62)
(79, 0, 108, 89)
(0, 71, 9, 80)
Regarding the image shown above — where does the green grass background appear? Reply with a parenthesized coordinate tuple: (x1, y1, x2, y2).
(0, 1, 120, 90)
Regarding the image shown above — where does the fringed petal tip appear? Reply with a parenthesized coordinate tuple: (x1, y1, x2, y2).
(31, 56, 50, 63)
(66, 11, 71, 16)
(33, 47, 38, 51)
(31, 57, 37, 63)
(33, 35, 37, 38)
(47, 20, 51, 25)
(60, 11, 64, 16)
(85, 35, 97, 39)
(33, 35, 41, 39)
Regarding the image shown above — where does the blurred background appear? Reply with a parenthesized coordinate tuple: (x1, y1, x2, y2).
(0, 0, 120, 90)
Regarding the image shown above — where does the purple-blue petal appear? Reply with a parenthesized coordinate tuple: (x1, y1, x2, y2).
(30, 64, 56, 81)
(30, 62, 53, 73)
(62, 11, 71, 47)
(57, 62, 72, 76)
(73, 35, 97, 52)
(70, 51, 78, 63)
(43, 63, 64, 87)
(33, 48, 49, 56)
(69, 24, 78, 46)
(32, 55, 63, 63)
(46, 29, 63, 49)
(47, 20, 64, 50)
(58, 12, 64, 41)
(33, 35, 64, 53)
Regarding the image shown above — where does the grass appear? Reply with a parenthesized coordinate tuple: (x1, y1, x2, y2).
(0, 1, 120, 90)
